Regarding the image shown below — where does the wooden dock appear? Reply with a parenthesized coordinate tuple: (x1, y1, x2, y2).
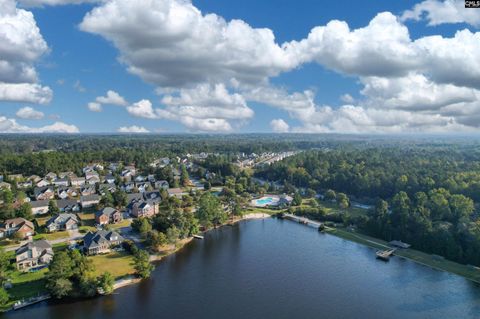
(376, 249, 395, 261)
(283, 214, 323, 229)
(13, 295, 51, 311)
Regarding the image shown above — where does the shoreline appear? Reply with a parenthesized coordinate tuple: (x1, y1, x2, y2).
(281, 214, 480, 284)
(112, 213, 271, 292)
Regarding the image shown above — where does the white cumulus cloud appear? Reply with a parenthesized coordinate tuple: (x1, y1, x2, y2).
(0, 0, 52, 103)
(0, 116, 79, 133)
(16, 106, 44, 119)
(270, 119, 290, 133)
(117, 125, 150, 133)
(95, 90, 127, 106)
(401, 0, 480, 27)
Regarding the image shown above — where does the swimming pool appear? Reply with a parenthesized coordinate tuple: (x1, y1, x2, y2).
(252, 196, 280, 207)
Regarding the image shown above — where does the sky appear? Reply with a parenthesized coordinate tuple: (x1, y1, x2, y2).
(0, 0, 480, 134)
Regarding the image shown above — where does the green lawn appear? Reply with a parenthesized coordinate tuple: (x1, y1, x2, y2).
(109, 219, 132, 229)
(245, 207, 284, 215)
(8, 268, 48, 300)
(33, 231, 70, 241)
(34, 216, 51, 227)
(78, 226, 97, 234)
(89, 252, 136, 279)
(77, 213, 96, 226)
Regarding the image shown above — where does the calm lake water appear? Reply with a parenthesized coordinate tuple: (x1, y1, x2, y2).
(7, 218, 480, 319)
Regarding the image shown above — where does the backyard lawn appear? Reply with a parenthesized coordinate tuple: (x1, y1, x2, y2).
(89, 252, 135, 279)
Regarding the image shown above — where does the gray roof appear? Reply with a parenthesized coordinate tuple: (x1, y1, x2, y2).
(16, 239, 52, 255)
(80, 194, 101, 202)
(46, 213, 79, 227)
(56, 199, 79, 209)
(95, 207, 119, 218)
(30, 200, 50, 208)
(83, 230, 123, 249)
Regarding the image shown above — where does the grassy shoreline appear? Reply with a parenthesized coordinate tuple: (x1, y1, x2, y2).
(326, 226, 480, 283)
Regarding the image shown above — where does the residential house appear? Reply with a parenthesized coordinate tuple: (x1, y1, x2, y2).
(30, 200, 50, 215)
(70, 177, 86, 187)
(80, 195, 101, 208)
(155, 180, 169, 190)
(53, 178, 69, 187)
(7, 174, 23, 181)
(87, 175, 100, 185)
(85, 171, 99, 180)
(123, 182, 135, 193)
(35, 179, 50, 187)
(56, 199, 81, 212)
(46, 213, 79, 232)
(58, 172, 75, 179)
(124, 165, 136, 175)
(147, 174, 156, 183)
(98, 183, 116, 195)
(108, 162, 121, 172)
(34, 186, 55, 201)
(4, 218, 35, 239)
(16, 180, 32, 189)
(16, 240, 53, 271)
(0, 182, 11, 190)
(135, 182, 150, 193)
(104, 175, 115, 184)
(45, 172, 57, 181)
(83, 230, 124, 255)
(95, 207, 123, 225)
(57, 186, 78, 199)
(130, 197, 159, 218)
(80, 185, 96, 196)
(144, 191, 162, 204)
(27, 175, 42, 183)
(134, 175, 146, 182)
(167, 188, 184, 198)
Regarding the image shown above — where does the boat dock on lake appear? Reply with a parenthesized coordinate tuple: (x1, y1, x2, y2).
(13, 294, 51, 311)
(283, 214, 323, 229)
(376, 249, 396, 261)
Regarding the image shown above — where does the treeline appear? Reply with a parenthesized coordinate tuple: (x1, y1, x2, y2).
(364, 189, 480, 266)
(258, 147, 480, 266)
(257, 147, 480, 201)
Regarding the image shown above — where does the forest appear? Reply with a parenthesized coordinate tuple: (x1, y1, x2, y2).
(256, 145, 480, 266)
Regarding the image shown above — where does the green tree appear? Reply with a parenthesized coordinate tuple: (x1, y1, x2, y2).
(98, 272, 115, 295)
(47, 278, 73, 299)
(100, 191, 114, 207)
(324, 189, 336, 201)
(0, 287, 9, 307)
(0, 249, 10, 286)
(337, 193, 349, 209)
(16, 203, 32, 220)
(195, 192, 226, 228)
(132, 218, 152, 236)
(48, 199, 59, 215)
(134, 250, 154, 279)
(166, 226, 180, 245)
(113, 190, 127, 208)
(292, 192, 302, 206)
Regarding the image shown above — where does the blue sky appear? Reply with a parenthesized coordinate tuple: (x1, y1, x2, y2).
(0, 0, 479, 133)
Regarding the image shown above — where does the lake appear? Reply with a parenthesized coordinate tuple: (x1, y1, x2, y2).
(7, 218, 480, 318)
